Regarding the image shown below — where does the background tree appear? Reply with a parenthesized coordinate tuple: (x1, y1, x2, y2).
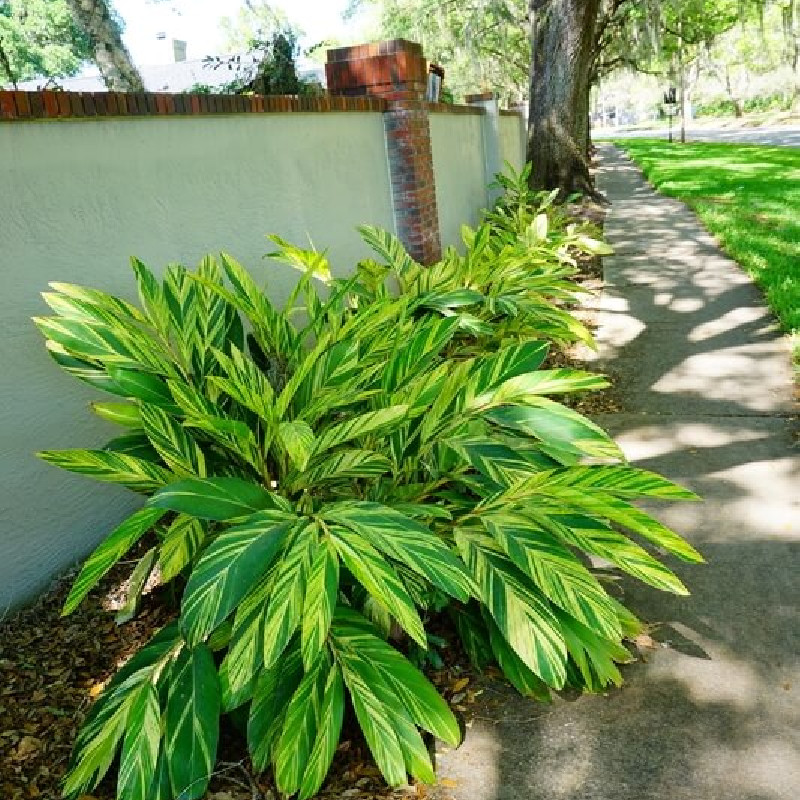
(0, 0, 91, 87)
(65, 0, 143, 90)
(355, 0, 530, 104)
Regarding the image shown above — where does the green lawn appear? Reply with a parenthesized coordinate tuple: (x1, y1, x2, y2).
(615, 139, 799, 357)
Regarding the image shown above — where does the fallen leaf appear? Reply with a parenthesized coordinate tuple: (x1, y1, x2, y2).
(13, 736, 41, 760)
(451, 677, 469, 693)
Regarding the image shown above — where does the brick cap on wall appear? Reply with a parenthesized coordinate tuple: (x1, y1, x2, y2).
(464, 91, 496, 103)
(326, 38, 423, 63)
(0, 90, 388, 121)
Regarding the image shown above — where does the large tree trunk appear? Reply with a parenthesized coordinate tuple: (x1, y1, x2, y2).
(526, 0, 601, 195)
(67, 0, 144, 91)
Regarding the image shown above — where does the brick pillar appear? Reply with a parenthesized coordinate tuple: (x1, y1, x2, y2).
(326, 39, 441, 264)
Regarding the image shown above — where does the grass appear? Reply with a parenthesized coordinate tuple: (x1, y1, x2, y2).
(615, 139, 799, 361)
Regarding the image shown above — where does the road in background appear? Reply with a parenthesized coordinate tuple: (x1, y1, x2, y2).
(593, 125, 800, 147)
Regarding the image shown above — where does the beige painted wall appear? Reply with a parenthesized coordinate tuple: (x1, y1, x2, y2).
(0, 112, 397, 610)
(499, 113, 527, 175)
(429, 112, 488, 250)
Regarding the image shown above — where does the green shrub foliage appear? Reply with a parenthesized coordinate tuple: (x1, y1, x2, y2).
(36, 166, 701, 800)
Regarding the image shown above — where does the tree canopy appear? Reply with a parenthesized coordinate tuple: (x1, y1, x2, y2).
(0, 0, 91, 86)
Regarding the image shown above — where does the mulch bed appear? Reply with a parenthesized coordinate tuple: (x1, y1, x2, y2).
(0, 548, 476, 800)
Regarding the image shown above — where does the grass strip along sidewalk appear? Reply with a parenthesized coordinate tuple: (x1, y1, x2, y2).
(615, 139, 799, 362)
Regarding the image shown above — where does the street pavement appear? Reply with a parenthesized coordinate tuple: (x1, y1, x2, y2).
(594, 124, 800, 147)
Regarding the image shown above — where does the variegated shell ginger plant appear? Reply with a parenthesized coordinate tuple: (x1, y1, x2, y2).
(33, 225, 701, 800)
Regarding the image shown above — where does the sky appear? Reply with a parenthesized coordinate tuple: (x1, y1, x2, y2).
(115, 0, 376, 64)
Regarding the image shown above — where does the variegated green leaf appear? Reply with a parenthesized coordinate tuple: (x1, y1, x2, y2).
(181, 513, 295, 646)
(456, 529, 567, 688)
(47, 281, 147, 325)
(117, 683, 161, 800)
(149, 477, 286, 521)
(540, 513, 689, 595)
(484, 398, 624, 460)
(332, 607, 461, 746)
(62, 508, 166, 615)
(301, 538, 339, 669)
(140, 403, 206, 477)
(39, 449, 172, 493)
(333, 642, 406, 786)
(484, 515, 622, 640)
(45, 340, 125, 395)
(108, 367, 177, 409)
(358, 225, 418, 279)
(311, 406, 409, 456)
(274, 652, 330, 795)
(247, 644, 304, 772)
(277, 420, 315, 471)
(298, 663, 346, 800)
(159, 515, 206, 583)
(381, 316, 458, 394)
(130, 257, 170, 336)
(480, 369, 610, 407)
(91, 401, 142, 428)
(164, 645, 220, 800)
(329, 527, 426, 647)
(116, 547, 157, 625)
(516, 465, 699, 501)
(263, 523, 316, 669)
(300, 450, 391, 485)
(485, 612, 551, 701)
(556, 609, 632, 691)
(462, 340, 550, 407)
(323, 501, 474, 602)
(208, 344, 274, 422)
(218, 570, 274, 711)
(535, 488, 703, 563)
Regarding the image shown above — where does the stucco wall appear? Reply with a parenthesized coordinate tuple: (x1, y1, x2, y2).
(499, 113, 526, 175)
(0, 112, 397, 611)
(429, 112, 488, 251)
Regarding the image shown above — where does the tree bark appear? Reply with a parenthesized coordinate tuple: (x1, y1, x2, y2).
(66, 0, 144, 91)
(526, 0, 601, 196)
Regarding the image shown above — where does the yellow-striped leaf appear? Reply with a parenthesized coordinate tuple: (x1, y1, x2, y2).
(456, 529, 567, 688)
(297, 663, 345, 799)
(158, 515, 206, 583)
(62, 507, 166, 615)
(329, 527, 426, 647)
(164, 645, 220, 800)
(181, 513, 294, 646)
(117, 683, 160, 800)
(484, 515, 622, 640)
(301, 539, 339, 669)
(247, 645, 304, 772)
(263, 524, 316, 669)
(274, 652, 330, 795)
(39, 449, 172, 493)
(323, 501, 474, 602)
(140, 403, 205, 477)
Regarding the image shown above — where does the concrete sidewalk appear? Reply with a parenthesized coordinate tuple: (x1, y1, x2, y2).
(435, 145, 799, 800)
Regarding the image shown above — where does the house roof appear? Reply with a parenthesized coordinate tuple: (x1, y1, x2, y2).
(14, 55, 325, 93)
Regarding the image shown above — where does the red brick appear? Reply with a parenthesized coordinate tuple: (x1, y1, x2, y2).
(56, 92, 71, 116)
(41, 91, 59, 118)
(0, 91, 16, 119)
